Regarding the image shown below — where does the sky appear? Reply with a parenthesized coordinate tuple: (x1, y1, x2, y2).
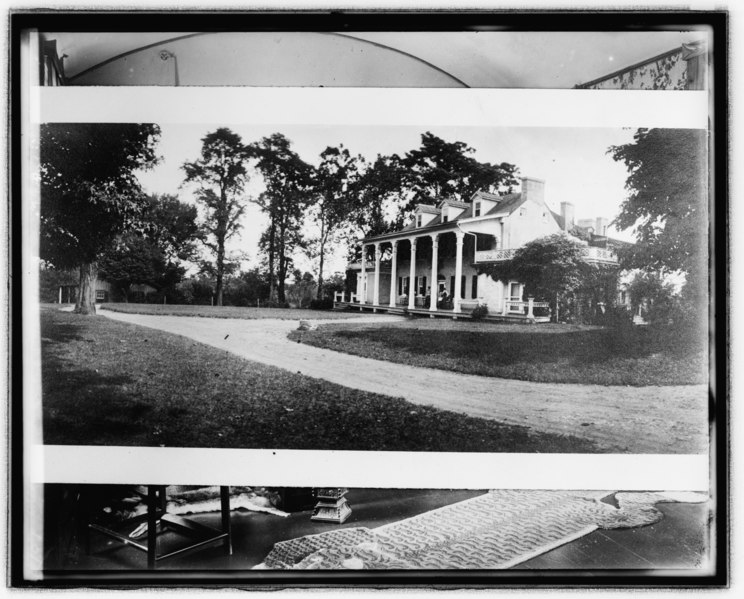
(136, 124, 638, 276)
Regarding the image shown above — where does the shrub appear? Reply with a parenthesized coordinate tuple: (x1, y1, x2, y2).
(470, 304, 489, 320)
(309, 298, 334, 311)
(265, 300, 290, 309)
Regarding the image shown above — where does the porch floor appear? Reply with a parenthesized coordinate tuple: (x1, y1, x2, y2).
(333, 301, 550, 323)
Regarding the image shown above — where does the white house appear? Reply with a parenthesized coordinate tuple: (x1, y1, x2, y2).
(335, 176, 621, 322)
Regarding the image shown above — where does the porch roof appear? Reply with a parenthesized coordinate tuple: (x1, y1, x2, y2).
(362, 190, 533, 244)
(362, 220, 463, 244)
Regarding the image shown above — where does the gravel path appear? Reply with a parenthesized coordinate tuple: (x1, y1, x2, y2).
(100, 309, 709, 454)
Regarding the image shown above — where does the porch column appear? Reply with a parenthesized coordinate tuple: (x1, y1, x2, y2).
(527, 296, 535, 318)
(389, 240, 398, 307)
(359, 244, 367, 304)
(453, 231, 464, 313)
(429, 233, 439, 312)
(408, 238, 417, 310)
(58, 286, 62, 304)
(373, 242, 381, 307)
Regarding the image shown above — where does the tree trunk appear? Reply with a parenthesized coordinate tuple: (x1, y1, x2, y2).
(317, 238, 326, 300)
(268, 222, 277, 302)
(215, 239, 225, 306)
(554, 292, 560, 323)
(278, 253, 286, 303)
(277, 220, 287, 303)
(75, 262, 97, 315)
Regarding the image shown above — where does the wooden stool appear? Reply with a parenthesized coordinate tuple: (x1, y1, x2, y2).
(88, 485, 232, 569)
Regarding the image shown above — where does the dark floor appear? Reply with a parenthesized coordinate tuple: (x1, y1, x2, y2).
(42, 486, 711, 574)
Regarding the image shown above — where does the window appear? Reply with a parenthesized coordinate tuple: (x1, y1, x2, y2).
(472, 275, 478, 298)
(95, 290, 106, 301)
(474, 201, 481, 217)
(461, 276, 466, 299)
(417, 276, 427, 296)
(442, 207, 448, 223)
(416, 214, 423, 228)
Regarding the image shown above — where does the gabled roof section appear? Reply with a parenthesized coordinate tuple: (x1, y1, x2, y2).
(482, 193, 526, 217)
(415, 204, 441, 215)
(549, 209, 564, 229)
(438, 198, 471, 209)
(470, 190, 504, 203)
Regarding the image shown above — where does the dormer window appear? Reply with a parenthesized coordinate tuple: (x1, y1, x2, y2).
(442, 207, 449, 223)
(474, 201, 481, 217)
(416, 214, 422, 228)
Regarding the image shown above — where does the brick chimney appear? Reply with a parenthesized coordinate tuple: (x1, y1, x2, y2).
(521, 176, 545, 205)
(560, 202, 574, 232)
(595, 217, 609, 236)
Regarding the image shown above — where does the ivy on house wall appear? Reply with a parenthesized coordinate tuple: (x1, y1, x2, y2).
(588, 51, 688, 91)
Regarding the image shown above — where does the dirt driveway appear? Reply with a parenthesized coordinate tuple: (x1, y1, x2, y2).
(100, 309, 709, 454)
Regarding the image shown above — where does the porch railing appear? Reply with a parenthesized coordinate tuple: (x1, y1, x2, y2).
(474, 246, 617, 264)
(503, 298, 551, 318)
(474, 248, 516, 262)
(582, 246, 618, 263)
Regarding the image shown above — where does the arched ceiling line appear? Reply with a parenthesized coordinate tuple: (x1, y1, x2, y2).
(65, 31, 471, 87)
(66, 32, 209, 82)
(323, 32, 471, 88)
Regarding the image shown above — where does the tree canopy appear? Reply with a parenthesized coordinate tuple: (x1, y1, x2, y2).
(182, 127, 252, 306)
(251, 133, 313, 303)
(40, 123, 161, 313)
(97, 194, 199, 301)
(307, 145, 363, 297)
(608, 128, 708, 301)
(398, 131, 519, 219)
(480, 234, 602, 322)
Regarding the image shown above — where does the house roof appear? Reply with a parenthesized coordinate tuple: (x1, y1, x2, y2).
(549, 209, 565, 229)
(364, 192, 529, 243)
(415, 204, 441, 215)
(470, 190, 504, 203)
(481, 193, 526, 217)
(439, 198, 471, 209)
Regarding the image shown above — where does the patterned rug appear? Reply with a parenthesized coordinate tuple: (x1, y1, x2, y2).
(255, 490, 708, 570)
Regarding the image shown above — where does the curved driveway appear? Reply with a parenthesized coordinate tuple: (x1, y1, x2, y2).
(100, 310, 709, 454)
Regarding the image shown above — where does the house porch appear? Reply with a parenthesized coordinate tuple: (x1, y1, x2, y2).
(333, 292, 551, 323)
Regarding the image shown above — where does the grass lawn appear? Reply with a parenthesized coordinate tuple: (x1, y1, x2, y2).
(40, 307, 596, 452)
(100, 303, 361, 320)
(288, 319, 707, 386)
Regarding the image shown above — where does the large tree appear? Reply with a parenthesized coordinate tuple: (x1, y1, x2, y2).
(182, 128, 252, 306)
(308, 145, 363, 298)
(398, 131, 519, 219)
(97, 194, 199, 301)
(40, 123, 160, 314)
(251, 133, 313, 303)
(608, 128, 708, 308)
(352, 154, 406, 238)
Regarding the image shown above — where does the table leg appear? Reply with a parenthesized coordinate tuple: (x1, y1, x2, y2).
(147, 486, 159, 569)
(220, 486, 232, 555)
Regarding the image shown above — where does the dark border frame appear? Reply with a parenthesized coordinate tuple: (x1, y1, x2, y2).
(8, 8, 729, 589)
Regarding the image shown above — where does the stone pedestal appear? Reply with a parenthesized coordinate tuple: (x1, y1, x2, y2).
(310, 488, 352, 524)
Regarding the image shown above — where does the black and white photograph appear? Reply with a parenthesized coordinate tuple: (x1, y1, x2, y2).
(8, 10, 727, 588)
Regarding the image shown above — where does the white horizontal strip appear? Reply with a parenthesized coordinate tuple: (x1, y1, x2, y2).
(32, 446, 709, 492)
(36, 87, 708, 129)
